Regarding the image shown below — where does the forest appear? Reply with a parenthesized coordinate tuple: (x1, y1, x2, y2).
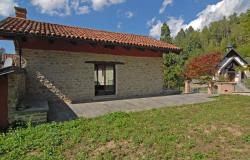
(161, 10, 250, 88)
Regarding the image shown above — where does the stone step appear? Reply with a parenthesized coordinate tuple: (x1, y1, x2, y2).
(235, 83, 250, 93)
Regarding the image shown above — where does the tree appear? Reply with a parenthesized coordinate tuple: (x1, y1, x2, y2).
(163, 53, 184, 88)
(175, 29, 185, 42)
(160, 23, 172, 43)
(184, 52, 222, 94)
(183, 26, 203, 59)
(160, 23, 183, 88)
(174, 29, 186, 50)
(241, 10, 250, 33)
(184, 52, 222, 80)
(173, 10, 250, 64)
(0, 48, 6, 65)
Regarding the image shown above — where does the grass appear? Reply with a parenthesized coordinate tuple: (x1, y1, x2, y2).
(0, 95, 250, 160)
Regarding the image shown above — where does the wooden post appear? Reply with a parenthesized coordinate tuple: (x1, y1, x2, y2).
(184, 80, 190, 94)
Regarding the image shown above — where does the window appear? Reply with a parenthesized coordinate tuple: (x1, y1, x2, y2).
(94, 64, 115, 96)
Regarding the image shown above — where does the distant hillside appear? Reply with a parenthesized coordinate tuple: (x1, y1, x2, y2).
(174, 10, 250, 60)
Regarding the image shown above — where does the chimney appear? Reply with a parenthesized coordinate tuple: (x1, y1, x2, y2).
(14, 7, 27, 19)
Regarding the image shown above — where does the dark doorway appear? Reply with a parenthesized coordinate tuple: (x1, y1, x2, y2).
(94, 64, 116, 96)
(228, 71, 236, 82)
(0, 75, 8, 129)
(225, 61, 240, 82)
(241, 72, 245, 80)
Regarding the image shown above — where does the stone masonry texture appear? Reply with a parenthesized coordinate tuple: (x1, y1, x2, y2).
(8, 73, 26, 123)
(7, 72, 48, 124)
(22, 49, 164, 103)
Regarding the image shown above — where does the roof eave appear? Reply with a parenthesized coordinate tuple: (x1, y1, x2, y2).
(0, 66, 25, 76)
(0, 30, 181, 53)
(223, 48, 248, 64)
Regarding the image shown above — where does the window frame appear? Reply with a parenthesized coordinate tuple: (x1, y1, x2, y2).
(94, 64, 116, 96)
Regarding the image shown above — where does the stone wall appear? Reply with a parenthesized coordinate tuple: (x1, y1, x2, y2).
(216, 82, 236, 94)
(8, 72, 26, 123)
(7, 71, 48, 124)
(22, 49, 164, 102)
(10, 111, 47, 124)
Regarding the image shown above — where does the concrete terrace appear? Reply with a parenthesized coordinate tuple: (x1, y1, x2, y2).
(49, 93, 214, 121)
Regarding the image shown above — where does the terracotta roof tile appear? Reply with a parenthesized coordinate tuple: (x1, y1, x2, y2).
(2, 54, 16, 61)
(0, 17, 181, 52)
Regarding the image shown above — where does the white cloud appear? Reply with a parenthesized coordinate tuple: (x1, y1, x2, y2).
(159, 0, 172, 14)
(91, 0, 126, 11)
(0, 0, 18, 17)
(147, 16, 184, 38)
(77, 6, 90, 14)
(30, 0, 71, 16)
(30, 0, 126, 16)
(71, 0, 90, 15)
(167, 17, 186, 37)
(117, 9, 134, 19)
(186, 0, 250, 30)
(149, 0, 250, 39)
(147, 17, 163, 39)
(125, 11, 134, 18)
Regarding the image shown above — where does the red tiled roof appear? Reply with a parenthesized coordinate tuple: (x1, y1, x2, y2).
(2, 54, 16, 61)
(0, 17, 181, 52)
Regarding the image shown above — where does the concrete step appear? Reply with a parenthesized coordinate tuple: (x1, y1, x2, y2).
(235, 83, 250, 93)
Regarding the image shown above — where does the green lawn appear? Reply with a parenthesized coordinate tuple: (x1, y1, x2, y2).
(0, 95, 250, 160)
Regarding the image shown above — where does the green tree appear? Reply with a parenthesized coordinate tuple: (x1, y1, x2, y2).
(160, 23, 172, 43)
(161, 23, 184, 88)
(238, 10, 250, 55)
(241, 10, 250, 33)
(0, 48, 5, 65)
(174, 29, 186, 48)
(163, 53, 184, 88)
(173, 9, 250, 63)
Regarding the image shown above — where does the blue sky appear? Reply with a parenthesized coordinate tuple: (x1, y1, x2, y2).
(0, 0, 250, 53)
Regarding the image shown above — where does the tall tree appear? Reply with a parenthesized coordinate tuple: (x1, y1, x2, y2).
(241, 10, 250, 33)
(163, 53, 184, 88)
(161, 23, 183, 88)
(174, 10, 250, 63)
(160, 23, 172, 43)
(0, 48, 6, 65)
(175, 29, 185, 44)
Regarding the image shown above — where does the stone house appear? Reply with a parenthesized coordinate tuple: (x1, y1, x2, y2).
(0, 7, 180, 127)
